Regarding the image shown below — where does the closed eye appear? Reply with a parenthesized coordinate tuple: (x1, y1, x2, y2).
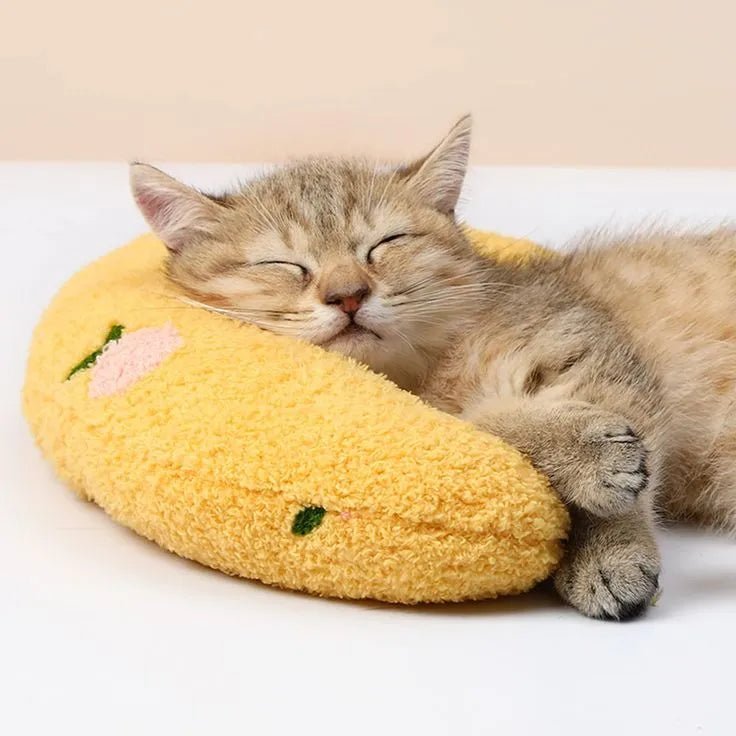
(366, 233, 411, 264)
(252, 261, 309, 279)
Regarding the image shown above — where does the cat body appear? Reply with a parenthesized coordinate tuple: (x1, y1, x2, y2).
(130, 117, 736, 619)
(421, 229, 736, 616)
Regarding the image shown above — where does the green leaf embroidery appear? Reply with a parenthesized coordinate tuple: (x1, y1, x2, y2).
(66, 324, 124, 380)
(292, 506, 326, 536)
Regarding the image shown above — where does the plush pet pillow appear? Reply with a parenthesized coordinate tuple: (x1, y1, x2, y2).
(23, 229, 568, 603)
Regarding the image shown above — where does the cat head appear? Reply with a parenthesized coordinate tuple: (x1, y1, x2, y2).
(130, 115, 486, 389)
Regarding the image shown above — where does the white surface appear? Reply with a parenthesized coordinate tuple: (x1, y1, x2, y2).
(2, 163, 736, 736)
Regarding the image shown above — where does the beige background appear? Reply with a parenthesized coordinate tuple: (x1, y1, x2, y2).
(1, 0, 735, 166)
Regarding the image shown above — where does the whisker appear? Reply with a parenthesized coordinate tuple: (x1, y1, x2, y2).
(365, 164, 378, 206)
(389, 287, 493, 309)
(384, 324, 420, 357)
(225, 309, 310, 317)
(129, 305, 212, 312)
(390, 286, 488, 307)
(388, 278, 527, 305)
(246, 191, 283, 234)
(176, 294, 310, 321)
(374, 169, 397, 211)
(390, 266, 497, 297)
(398, 314, 461, 326)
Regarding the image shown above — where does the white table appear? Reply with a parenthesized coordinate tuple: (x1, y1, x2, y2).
(2, 163, 735, 736)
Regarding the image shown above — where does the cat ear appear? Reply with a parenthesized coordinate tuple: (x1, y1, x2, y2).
(129, 163, 223, 253)
(401, 114, 472, 215)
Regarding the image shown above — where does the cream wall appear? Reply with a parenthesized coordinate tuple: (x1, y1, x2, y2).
(2, 0, 735, 166)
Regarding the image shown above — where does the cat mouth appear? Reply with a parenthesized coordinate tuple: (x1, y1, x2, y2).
(324, 323, 380, 344)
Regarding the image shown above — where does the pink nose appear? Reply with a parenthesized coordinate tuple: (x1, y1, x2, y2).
(325, 287, 370, 316)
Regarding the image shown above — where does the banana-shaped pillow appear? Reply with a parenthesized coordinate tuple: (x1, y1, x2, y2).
(23, 229, 568, 603)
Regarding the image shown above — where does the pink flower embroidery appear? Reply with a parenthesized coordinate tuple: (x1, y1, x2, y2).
(89, 323, 183, 398)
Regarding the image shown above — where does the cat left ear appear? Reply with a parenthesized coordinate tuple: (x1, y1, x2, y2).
(401, 114, 472, 215)
(130, 163, 223, 253)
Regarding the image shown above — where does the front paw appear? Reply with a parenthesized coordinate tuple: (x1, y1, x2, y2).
(564, 415, 650, 517)
(555, 525, 661, 620)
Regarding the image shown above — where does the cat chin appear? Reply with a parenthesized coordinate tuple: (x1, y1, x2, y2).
(323, 330, 379, 358)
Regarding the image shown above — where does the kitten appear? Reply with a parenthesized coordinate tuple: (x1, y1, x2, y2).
(130, 116, 736, 619)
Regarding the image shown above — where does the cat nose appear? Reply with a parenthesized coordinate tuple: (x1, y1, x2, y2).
(324, 286, 370, 316)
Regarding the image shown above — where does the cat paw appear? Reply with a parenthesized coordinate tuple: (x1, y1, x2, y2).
(555, 534, 661, 620)
(572, 417, 650, 517)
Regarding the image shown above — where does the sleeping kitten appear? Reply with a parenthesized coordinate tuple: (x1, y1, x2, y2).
(130, 116, 736, 619)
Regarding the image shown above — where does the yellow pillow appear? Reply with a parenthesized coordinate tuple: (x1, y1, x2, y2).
(23, 229, 568, 603)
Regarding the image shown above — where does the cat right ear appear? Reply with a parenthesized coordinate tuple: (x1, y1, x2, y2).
(129, 163, 222, 253)
(401, 114, 472, 215)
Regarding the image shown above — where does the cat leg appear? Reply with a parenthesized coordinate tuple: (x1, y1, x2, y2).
(463, 399, 653, 518)
(464, 398, 661, 619)
(554, 508, 660, 620)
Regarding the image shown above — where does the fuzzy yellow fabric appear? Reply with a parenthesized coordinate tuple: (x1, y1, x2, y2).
(23, 229, 568, 603)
